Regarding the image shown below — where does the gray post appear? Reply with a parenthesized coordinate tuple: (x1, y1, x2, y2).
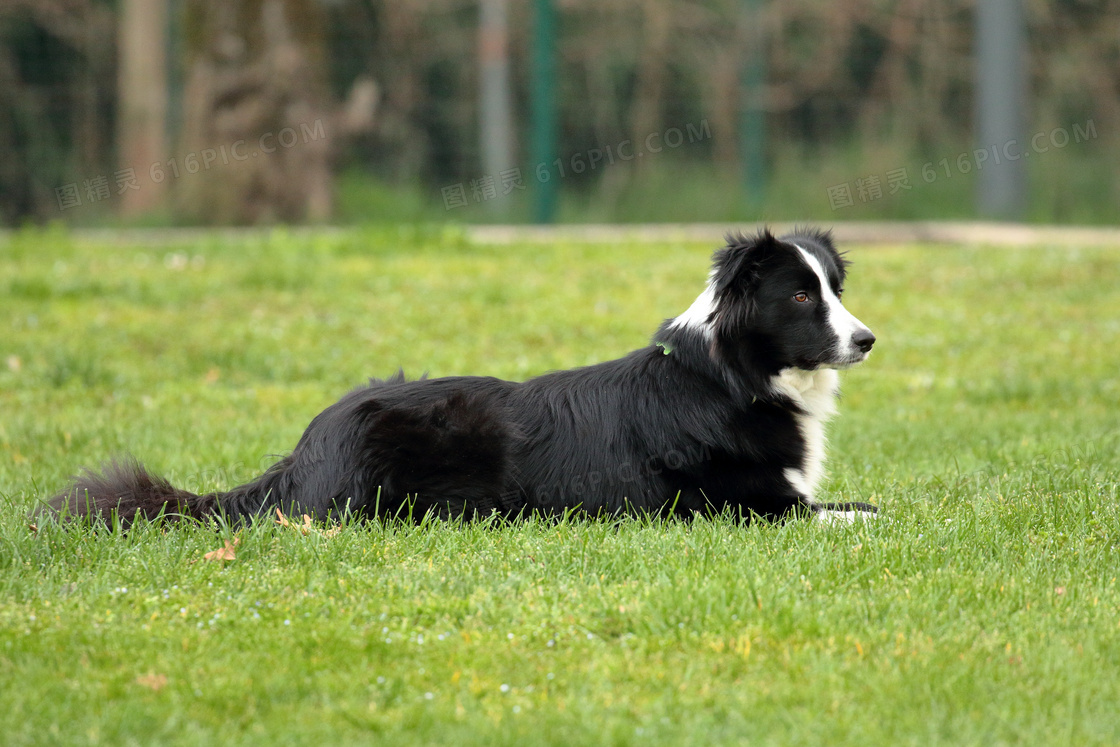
(530, 0, 557, 223)
(479, 0, 515, 216)
(975, 0, 1028, 220)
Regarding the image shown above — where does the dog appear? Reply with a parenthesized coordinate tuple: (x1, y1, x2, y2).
(42, 228, 877, 527)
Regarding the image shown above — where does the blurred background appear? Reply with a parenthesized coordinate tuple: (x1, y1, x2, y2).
(0, 0, 1115, 227)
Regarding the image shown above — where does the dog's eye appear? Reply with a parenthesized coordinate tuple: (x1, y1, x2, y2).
(793, 292, 811, 303)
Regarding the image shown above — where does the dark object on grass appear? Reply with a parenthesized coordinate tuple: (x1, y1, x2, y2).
(40, 229, 877, 528)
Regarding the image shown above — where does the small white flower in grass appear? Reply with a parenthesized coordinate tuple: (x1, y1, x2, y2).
(512, 705, 521, 714)
(507, 633, 514, 640)
(546, 673, 554, 680)
(284, 619, 291, 626)
(500, 684, 510, 693)
(547, 639, 555, 647)
(424, 692, 434, 700)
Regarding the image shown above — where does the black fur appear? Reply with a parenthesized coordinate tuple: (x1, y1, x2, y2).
(39, 229, 877, 527)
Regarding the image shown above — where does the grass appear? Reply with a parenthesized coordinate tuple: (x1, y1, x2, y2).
(61, 132, 1117, 229)
(1, 225, 1119, 745)
(328, 134, 1119, 226)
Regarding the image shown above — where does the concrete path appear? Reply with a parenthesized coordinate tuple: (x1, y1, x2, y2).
(3, 221, 1119, 248)
(466, 221, 1120, 247)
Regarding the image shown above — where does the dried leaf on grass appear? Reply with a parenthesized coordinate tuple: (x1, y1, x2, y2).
(136, 672, 168, 691)
(275, 509, 341, 538)
(202, 536, 241, 562)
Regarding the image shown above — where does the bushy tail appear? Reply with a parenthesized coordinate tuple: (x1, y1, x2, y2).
(37, 458, 219, 528)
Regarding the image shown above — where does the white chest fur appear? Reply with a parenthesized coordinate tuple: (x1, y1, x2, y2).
(770, 368, 840, 502)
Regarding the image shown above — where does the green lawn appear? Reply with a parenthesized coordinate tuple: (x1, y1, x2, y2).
(1, 226, 1119, 745)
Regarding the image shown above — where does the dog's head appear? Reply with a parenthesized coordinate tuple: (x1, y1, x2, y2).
(669, 229, 875, 373)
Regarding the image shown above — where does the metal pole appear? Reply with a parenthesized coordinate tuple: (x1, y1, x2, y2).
(975, 0, 1027, 219)
(479, 0, 515, 216)
(530, 0, 557, 223)
(740, 0, 766, 206)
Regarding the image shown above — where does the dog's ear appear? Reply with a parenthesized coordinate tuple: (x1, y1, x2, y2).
(712, 229, 782, 301)
(789, 225, 836, 253)
(706, 230, 783, 361)
(786, 227, 850, 277)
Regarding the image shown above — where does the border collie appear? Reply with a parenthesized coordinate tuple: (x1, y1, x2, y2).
(42, 229, 877, 527)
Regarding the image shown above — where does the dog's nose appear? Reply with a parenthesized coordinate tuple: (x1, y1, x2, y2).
(852, 329, 876, 353)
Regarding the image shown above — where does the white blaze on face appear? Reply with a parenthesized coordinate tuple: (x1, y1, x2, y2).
(669, 271, 717, 340)
(794, 246, 873, 362)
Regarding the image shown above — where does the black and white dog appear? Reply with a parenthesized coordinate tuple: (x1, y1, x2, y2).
(44, 228, 877, 527)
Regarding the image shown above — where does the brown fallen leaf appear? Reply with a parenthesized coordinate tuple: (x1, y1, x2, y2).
(277, 510, 340, 538)
(136, 672, 168, 691)
(203, 536, 240, 562)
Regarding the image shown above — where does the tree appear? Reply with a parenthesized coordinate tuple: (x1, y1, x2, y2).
(118, 0, 169, 217)
(178, 0, 333, 224)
